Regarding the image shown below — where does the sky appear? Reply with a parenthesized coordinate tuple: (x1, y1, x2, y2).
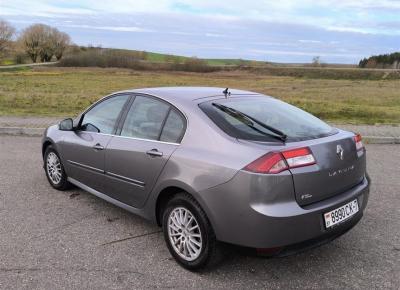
(1, 0, 399, 64)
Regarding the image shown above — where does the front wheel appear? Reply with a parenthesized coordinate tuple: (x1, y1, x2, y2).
(162, 193, 221, 270)
(44, 145, 70, 190)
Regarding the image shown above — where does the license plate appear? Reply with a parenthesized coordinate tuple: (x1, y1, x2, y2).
(324, 199, 359, 228)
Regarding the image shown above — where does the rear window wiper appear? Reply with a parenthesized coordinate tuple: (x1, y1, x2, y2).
(212, 103, 287, 142)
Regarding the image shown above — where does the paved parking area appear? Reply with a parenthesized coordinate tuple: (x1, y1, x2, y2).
(0, 136, 399, 289)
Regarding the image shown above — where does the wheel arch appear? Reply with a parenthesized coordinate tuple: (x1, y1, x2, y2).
(42, 138, 55, 159)
(153, 182, 216, 232)
(155, 186, 184, 226)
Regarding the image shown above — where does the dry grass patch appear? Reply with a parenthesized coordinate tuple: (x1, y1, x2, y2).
(0, 67, 399, 124)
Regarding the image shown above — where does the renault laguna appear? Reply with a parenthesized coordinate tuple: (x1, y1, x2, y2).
(42, 87, 370, 270)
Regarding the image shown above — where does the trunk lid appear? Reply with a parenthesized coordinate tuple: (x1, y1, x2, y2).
(289, 131, 366, 206)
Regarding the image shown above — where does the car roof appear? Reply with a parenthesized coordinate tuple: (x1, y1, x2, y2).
(122, 87, 262, 104)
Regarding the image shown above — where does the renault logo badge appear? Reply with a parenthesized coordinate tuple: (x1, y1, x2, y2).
(336, 145, 344, 160)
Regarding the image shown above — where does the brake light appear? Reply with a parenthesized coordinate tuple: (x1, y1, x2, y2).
(354, 133, 363, 151)
(243, 152, 288, 174)
(244, 147, 316, 174)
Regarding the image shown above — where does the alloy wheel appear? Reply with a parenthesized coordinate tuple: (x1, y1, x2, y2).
(167, 207, 203, 261)
(46, 152, 62, 185)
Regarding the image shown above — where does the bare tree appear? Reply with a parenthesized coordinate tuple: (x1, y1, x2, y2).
(0, 20, 16, 55)
(38, 25, 56, 62)
(19, 24, 47, 62)
(53, 30, 70, 60)
(19, 23, 71, 63)
(312, 56, 321, 67)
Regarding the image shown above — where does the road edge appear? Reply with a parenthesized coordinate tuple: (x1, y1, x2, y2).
(0, 127, 45, 137)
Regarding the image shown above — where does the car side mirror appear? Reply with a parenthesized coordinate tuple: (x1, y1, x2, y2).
(59, 118, 74, 131)
(81, 123, 100, 133)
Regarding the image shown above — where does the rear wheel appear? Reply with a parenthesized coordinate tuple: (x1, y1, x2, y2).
(162, 193, 221, 270)
(44, 145, 70, 190)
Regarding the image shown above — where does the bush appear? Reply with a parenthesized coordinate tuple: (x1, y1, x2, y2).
(179, 57, 216, 72)
(59, 49, 220, 72)
(59, 49, 146, 69)
(13, 53, 26, 64)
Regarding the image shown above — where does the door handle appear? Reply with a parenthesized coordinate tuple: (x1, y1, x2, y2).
(93, 143, 104, 150)
(146, 149, 163, 157)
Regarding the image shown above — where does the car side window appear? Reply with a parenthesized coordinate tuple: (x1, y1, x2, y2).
(120, 96, 170, 140)
(80, 94, 129, 134)
(160, 109, 185, 143)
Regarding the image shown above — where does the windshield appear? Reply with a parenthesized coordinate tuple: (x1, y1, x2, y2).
(199, 97, 337, 142)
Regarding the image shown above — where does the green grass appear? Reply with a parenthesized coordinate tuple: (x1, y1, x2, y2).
(0, 67, 399, 124)
(0, 58, 16, 66)
(204, 58, 256, 66)
(146, 51, 186, 63)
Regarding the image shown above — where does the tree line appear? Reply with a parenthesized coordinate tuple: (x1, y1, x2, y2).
(359, 52, 400, 69)
(0, 19, 70, 63)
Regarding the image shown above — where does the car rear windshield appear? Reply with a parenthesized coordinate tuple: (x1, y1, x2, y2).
(199, 97, 337, 142)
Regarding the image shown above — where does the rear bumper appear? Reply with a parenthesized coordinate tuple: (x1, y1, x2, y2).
(272, 210, 363, 257)
(199, 173, 370, 249)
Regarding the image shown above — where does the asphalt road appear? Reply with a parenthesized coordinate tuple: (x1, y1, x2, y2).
(0, 62, 58, 69)
(0, 136, 399, 289)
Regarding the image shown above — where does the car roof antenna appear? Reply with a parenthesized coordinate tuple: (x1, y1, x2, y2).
(223, 88, 230, 98)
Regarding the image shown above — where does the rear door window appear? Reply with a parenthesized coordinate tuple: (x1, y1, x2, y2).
(120, 96, 170, 140)
(120, 95, 186, 143)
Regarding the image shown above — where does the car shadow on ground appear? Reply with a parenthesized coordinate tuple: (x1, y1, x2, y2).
(64, 184, 353, 278)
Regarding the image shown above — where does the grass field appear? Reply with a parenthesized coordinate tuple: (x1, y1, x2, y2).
(0, 67, 399, 124)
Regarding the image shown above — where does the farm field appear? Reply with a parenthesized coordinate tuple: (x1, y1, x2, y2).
(0, 67, 399, 124)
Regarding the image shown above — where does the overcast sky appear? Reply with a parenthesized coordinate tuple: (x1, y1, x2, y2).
(1, 0, 399, 63)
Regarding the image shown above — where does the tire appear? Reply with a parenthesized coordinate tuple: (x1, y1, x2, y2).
(44, 145, 70, 190)
(162, 192, 221, 270)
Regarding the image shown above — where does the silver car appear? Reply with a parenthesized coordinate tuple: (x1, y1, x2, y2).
(42, 87, 370, 270)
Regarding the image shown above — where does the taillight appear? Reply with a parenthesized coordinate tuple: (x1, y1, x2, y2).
(243, 152, 288, 174)
(282, 147, 316, 168)
(354, 133, 363, 151)
(243, 147, 316, 174)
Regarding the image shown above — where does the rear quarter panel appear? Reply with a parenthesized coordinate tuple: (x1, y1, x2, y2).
(143, 103, 275, 221)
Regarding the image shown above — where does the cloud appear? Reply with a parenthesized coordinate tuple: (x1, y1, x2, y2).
(298, 40, 322, 44)
(249, 49, 363, 58)
(326, 26, 372, 34)
(2, 1, 400, 36)
(64, 24, 153, 32)
(0, 0, 398, 63)
(0, 1, 95, 17)
(205, 33, 225, 38)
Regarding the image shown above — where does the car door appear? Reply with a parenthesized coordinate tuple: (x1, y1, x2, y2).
(103, 95, 186, 208)
(61, 94, 131, 192)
